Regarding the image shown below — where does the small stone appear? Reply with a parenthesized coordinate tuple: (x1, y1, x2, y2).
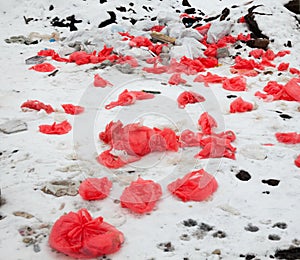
(236, 170, 251, 181)
(273, 222, 287, 229)
(212, 249, 221, 255)
(217, 47, 230, 58)
(212, 230, 226, 238)
(268, 234, 281, 241)
(157, 242, 175, 252)
(245, 224, 259, 232)
(0, 120, 28, 134)
(199, 223, 214, 232)
(183, 219, 197, 227)
(262, 179, 280, 186)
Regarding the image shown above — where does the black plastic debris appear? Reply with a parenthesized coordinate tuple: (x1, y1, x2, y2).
(236, 170, 251, 181)
(275, 247, 300, 259)
(98, 11, 117, 28)
(182, 0, 191, 7)
(51, 15, 82, 31)
(284, 0, 300, 14)
(220, 8, 230, 21)
(261, 179, 280, 186)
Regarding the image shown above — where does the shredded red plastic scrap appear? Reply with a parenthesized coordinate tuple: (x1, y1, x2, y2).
(49, 208, 124, 259)
(177, 91, 205, 108)
(168, 73, 187, 85)
(295, 155, 300, 168)
(198, 112, 217, 135)
(275, 132, 300, 144)
(179, 129, 203, 147)
(230, 97, 253, 113)
(150, 25, 165, 32)
(117, 55, 139, 67)
(167, 169, 218, 202)
(21, 100, 54, 114)
(105, 89, 154, 109)
(129, 36, 153, 48)
(249, 49, 264, 59)
(230, 68, 259, 77)
(233, 56, 263, 70)
(195, 135, 236, 160)
(29, 63, 56, 72)
(278, 62, 289, 71)
(194, 72, 226, 86)
(120, 178, 162, 214)
(290, 67, 300, 75)
(61, 104, 84, 115)
(222, 76, 247, 91)
(284, 78, 300, 101)
(79, 177, 112, 201)
(97, 150, 140, 169)
(39, 120, 72, 135)
(93, 74, 113, 87)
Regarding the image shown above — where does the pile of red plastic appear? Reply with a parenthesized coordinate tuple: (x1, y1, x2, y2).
(230, 97, 253, 113)
(49, 209, 124, 259)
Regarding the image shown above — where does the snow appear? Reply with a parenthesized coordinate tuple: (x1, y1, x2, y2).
(0, 0, 300, 259)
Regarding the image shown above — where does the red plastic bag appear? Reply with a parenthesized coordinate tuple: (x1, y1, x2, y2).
(39, 120, 72, 135)
(230, 68, 259, 77)
(129, 36, 153, 48)
(117, 55, 139, 67)
(105, 89, 154, 109)
(276, 50, 290, 57)
(62, 104, 84, 115)
(94, 74, 113, 87)
(198, 112, 217, 135)
(196, 136, 236, 160)
(21, 100, 54, 114)
(49, 208, 124, 258)
(275, 132, 300, 144)
(177, 91, 205, 108)
(198, 57, 218, 68)
(284, 78, 300, 101)
(99, 120, 123, 145)
(194, 72, 226, 86)
(295, 155, 300, 168)
(249, 49, 264, 59)
(38, 49, 56, 56)
(29, 63, 56, 72)
(278, 62, 289, 71)
(168, 73, 187, 85)
(79, 177, 112, 200)
(262, 49, 276, 61)
(120, 178, 162, 214)
(150, 25, 165, 32)
(290, 67, 300, 75)
(230, 97, 253, 113)
(222, 76, 247, 91)
(152, 128, 179, 152)
(69, 51, 91, 65)
(167, 169, 218, 202)
(97, 150, 141, 169)
(179, 129, 203, 147)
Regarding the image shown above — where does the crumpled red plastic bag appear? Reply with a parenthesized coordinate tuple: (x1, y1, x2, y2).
(222, 76, 247, 91)
(105, 89, 154, 109)
(129, 36, 153, 48)
(275, 132, 300, 144)
(99, 120, 123, 145)
(29, 63, 56, 72)
(62, 104, 84, 115)
(79, 177, 112, 200)
(167, 169, 218, 202)
(168, 73, 187, 85)
(230, 68, 259, 77)
(120, 178, 162, 214)
(194, 72, 226, 87)
(179, 129, 203, 147)
(38, 49, 56, 56)
(278, 62, 289, 71)
(94, 74, 113, 87)
(295, 155, 300, 168)
(21, 100, 54, 114)
(262, 49, 276, 61)
(249, 49, 264, 59)
(117, 55, 139, 67)
(177, 91, 205, 108)
(284, 78, 300, 101)
(196, 136, 236, 159)
(230, 97, 253, 113)
(49, 208, 124, 259)
(198, 112, 217, 135)
(39, 120, 72, 135)
(290, 67, 300, 75)
(150, 25, 165, 32)
(97, 150, 141, 169)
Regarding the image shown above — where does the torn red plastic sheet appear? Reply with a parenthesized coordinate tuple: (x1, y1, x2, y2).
(275, 132, 300, 144)
(230, 97, 253, 113)
(230, 68, 259, 77)
(105, 89, 154, 110)
(97, 150, 141, 169)
(277, 62, 289, 71)
(295, 155, 300, 168)
(195, 136, 236, 160)
(290, 67, 300, 76)
(29, 63, 56, 72)
(79, 177, 112, 201)
(262, 49, 276, 61)
(93, 74, 113, 87)
(61, 104, 84, 115)
(167, 169, 218, 202)
(150, 25, 165, 32)
(49, 208, 124, 259)
(168, 73, 187, 85)
(222, 76, 247, 91)
(120, 178, 162, 214)
(284, 78, 300, 101)
(198, 112, 218, 135)
(249, 49, 264, 59)
(233, 56, 263, 70)
(177, 91, 205, 108)
(194, 72, 226, 86)
(39, 120, 72, 135)
(21, 100, 54, 114)
(37, 49, 70, 62)
(129, 36, 153, 48)
(179, 129, 203, 147)
(117, 55, 139, 67)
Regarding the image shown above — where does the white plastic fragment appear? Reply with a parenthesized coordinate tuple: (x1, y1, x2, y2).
(207, 20, 233, 44)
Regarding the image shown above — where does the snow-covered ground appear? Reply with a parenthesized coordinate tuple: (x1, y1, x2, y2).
(1, 0, 300, 259)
